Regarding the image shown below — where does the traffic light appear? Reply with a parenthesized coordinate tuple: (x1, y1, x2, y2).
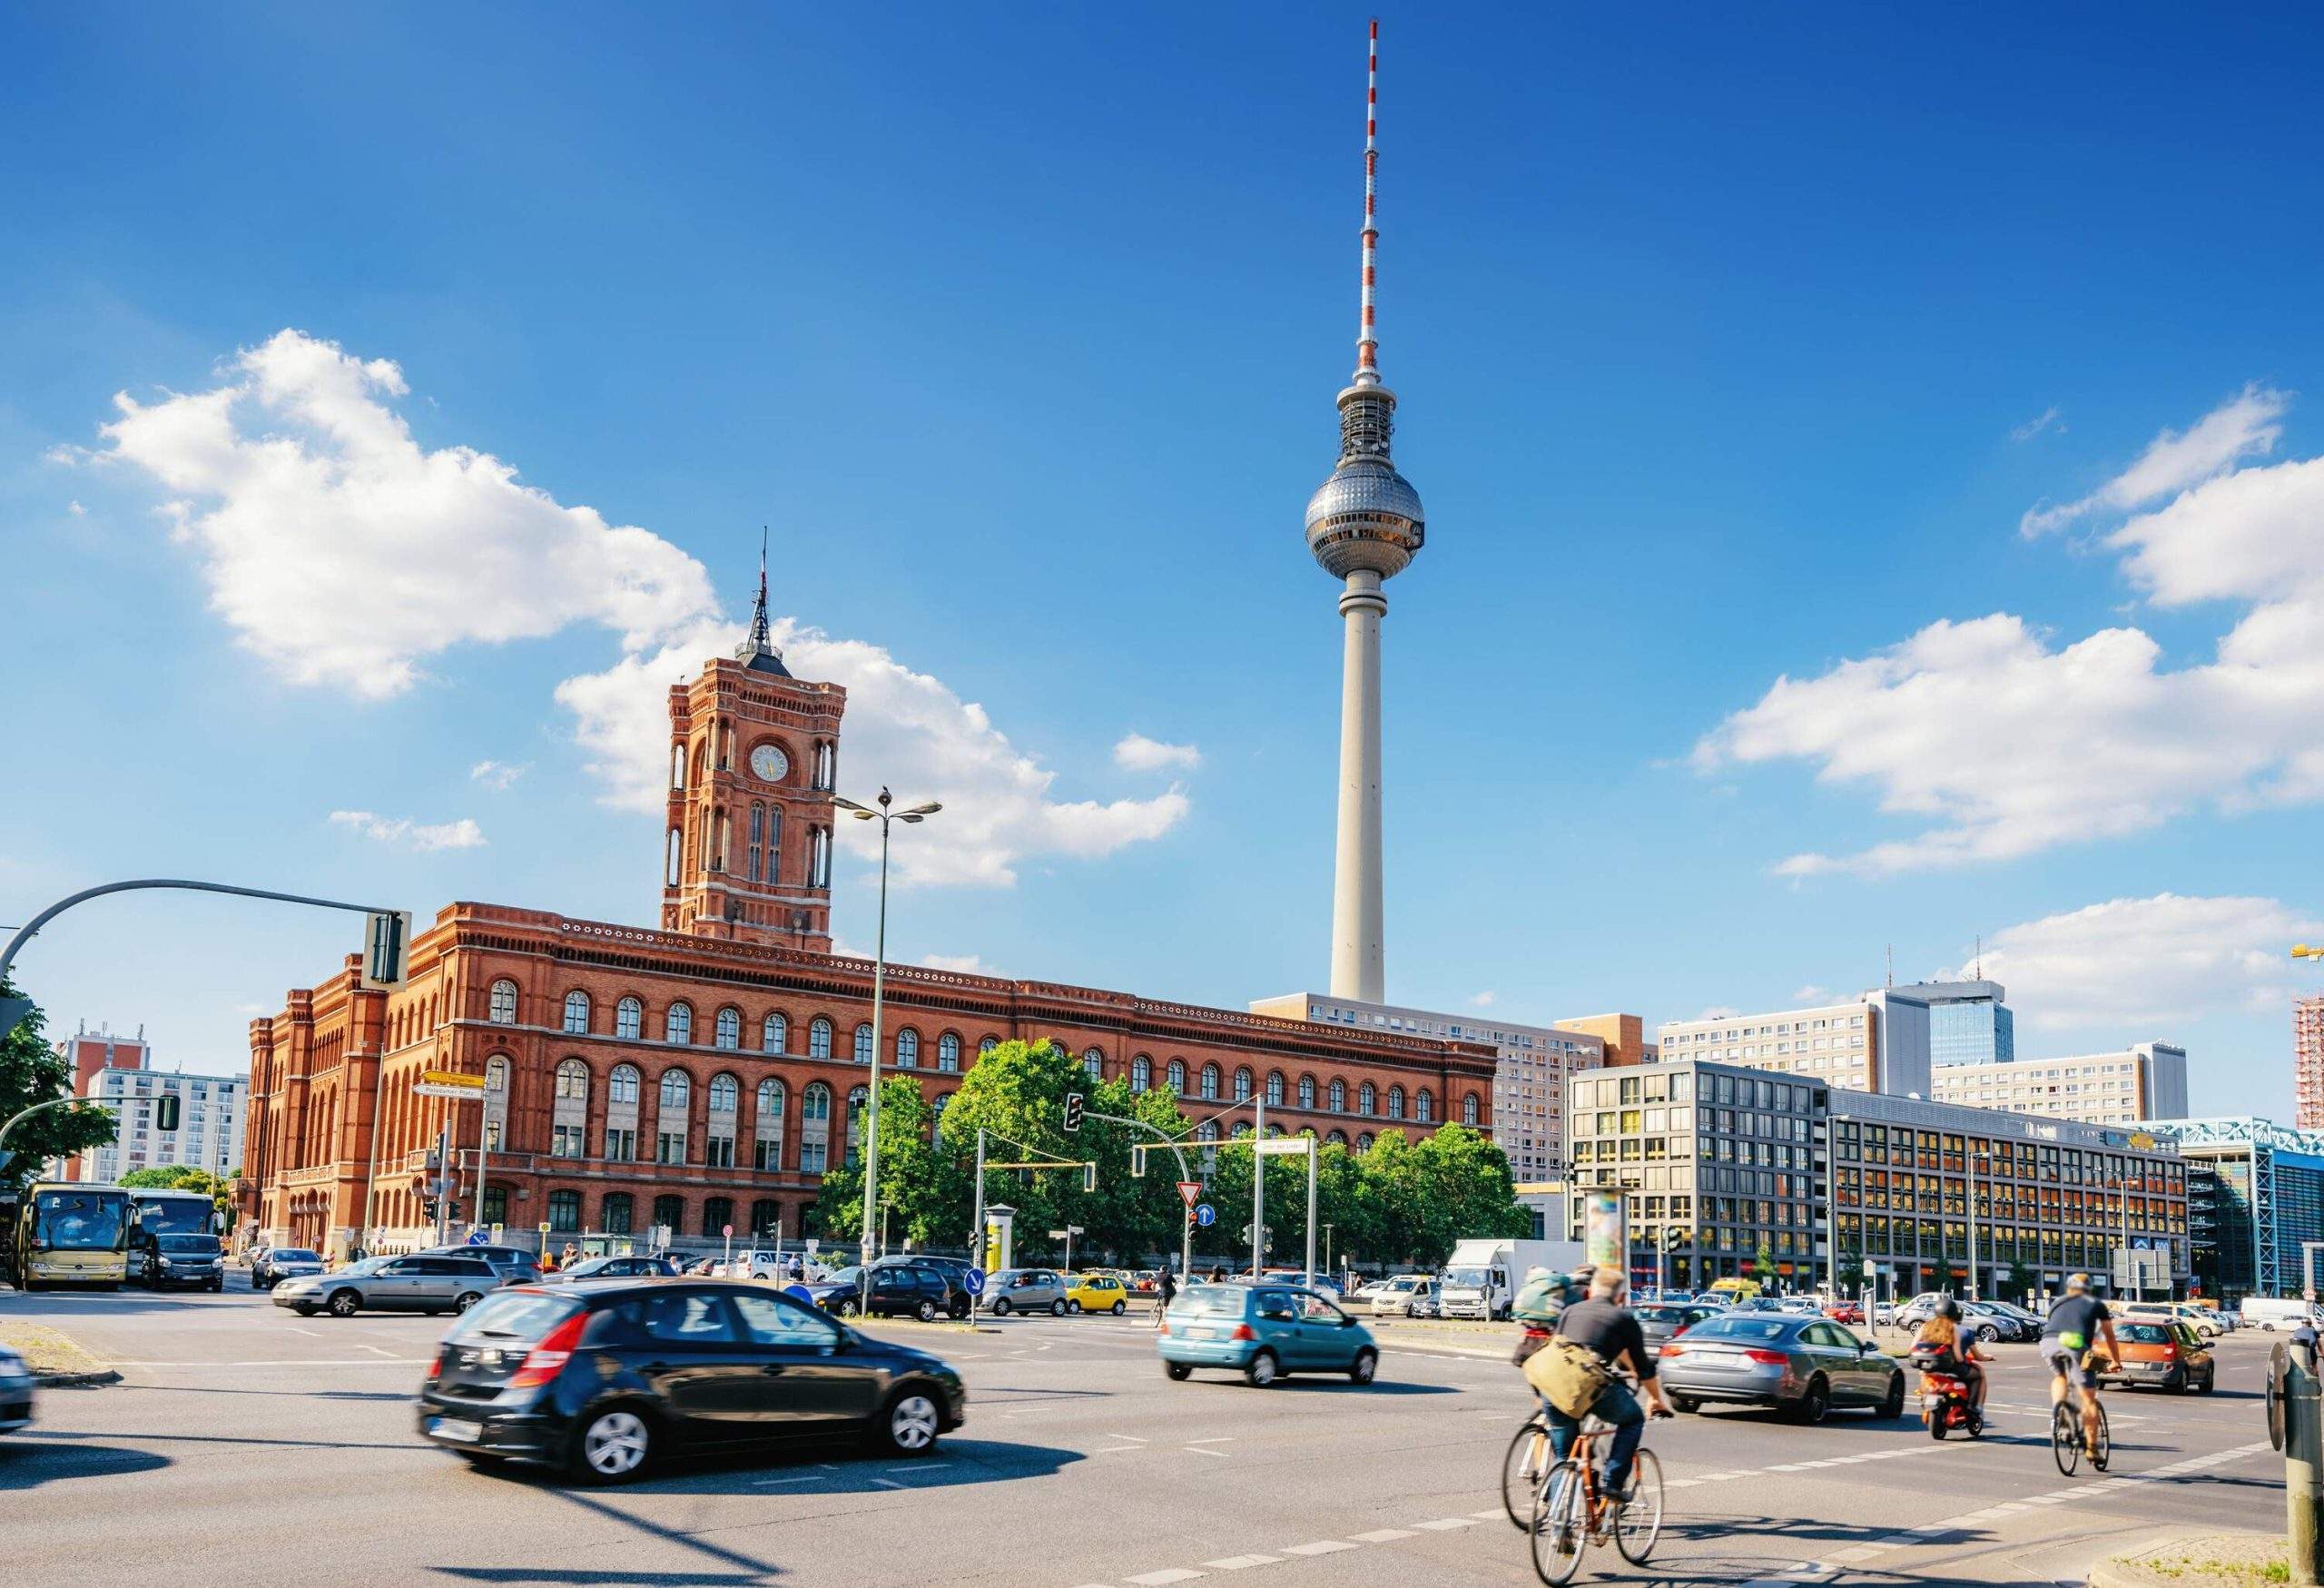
(154, 1094, 181, 1132)
(362, 909, 412, 991)
(420, 1197, 438, 1219)
(1082, 1164, 1097, 1193)
(1063, 1092, 1084, 1133)
(1130, 1145, 1147, 1179)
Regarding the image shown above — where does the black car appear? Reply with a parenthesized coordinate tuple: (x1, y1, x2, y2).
(417, 1279, 967, 1483)
(414, 1243, 543, 1287)
(142, 1232, 226, 1291)
(544, 1254, 683, 1284)
(808, 1263, 970, 1321)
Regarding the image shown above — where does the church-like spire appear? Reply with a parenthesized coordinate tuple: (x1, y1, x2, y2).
(734, 527, 792, 676)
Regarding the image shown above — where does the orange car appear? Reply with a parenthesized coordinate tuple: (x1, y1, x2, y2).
(2095, 1318, 2216, 1394)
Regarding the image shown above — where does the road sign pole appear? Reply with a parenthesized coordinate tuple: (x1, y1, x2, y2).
(969, 1128, 987, 1275)
(1304, 1139, 1316, 1291)
(433, 1119, 450, 1248)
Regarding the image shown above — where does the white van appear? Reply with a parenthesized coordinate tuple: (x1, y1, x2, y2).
(2238, 1296, 2319, 1331)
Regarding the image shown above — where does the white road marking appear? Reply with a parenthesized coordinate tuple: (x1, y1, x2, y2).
(1277, 1541, 1357, 1556)
(1184, 1445, 1232, 1458)
(1200, 1556, 1280, 1570)
(1408, 1517, 1476, 1531)
(1351, 1529, 1416, 1543)
(751, 1475, 819, 1486)
(868, 1477, 905, 1490)
(1183, 1435, 1234, 1444)
(1125, 1572, 1207, 1585)
(358, 1345, 398, 1356)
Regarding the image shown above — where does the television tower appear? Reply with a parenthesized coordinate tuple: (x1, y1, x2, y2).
(1305, 18, 1424, 1003)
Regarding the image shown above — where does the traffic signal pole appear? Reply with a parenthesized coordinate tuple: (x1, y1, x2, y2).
(1080, 1109, 1196, 1282)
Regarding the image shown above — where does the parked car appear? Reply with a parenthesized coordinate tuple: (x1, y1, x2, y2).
(0, 1343, 34, 1435)
(981, 1268, 1068, 1317)
(1159, 1283, 1379, 1388)
(416, 1244, 543, 1287)
(1689, 1291, 1735, 1309)
(274, 1252, 506, 1317)
(1950, 1301, 2032, 1344)
(250, 1247, 325, 1290)
(806, 1264, 968, 1321)
(418, 1279, 966, 1482)
(1364, 1273, 1439, 1318)
(1128, 1270, 1161, 1297)
(1983, 1300, 2044, 1336)
(142, 1232, 226, 1291)
(1658, 1313, 1906, 1424)
(2098, 1319, 2217, 1394)
(881, 1254, 977, 1288)
(1065, 1273, 1131, 1315)
(1821, 1299, 1866, 1326)
(1635, 1302, 1717, 1352)
(545, 1254, 683, 1284)
(2119, 1301, 2226, 1339)
(1894, 1292, 1948, 1330)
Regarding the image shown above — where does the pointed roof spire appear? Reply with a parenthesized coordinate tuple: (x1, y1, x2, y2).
(1353, 17, 1383, 387)
(734, 526, 792, 676)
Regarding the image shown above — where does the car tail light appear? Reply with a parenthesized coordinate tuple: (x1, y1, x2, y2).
(1229, 1323, 1257, 1342)
(1659, 1342, 1684, 1357)
(2161, 1343, 2177, 1359)
(1743, 1348, 1788, 1366)
(508, 1313, 588, 1388)
(428, 1348, 445, 1381)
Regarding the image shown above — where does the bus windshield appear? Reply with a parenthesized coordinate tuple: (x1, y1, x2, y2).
(133, 1193, 216, 1238)
(34, 1191, 128, 1250)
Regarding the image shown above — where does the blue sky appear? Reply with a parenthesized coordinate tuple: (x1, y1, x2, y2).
(5, 5, 2321, 1119)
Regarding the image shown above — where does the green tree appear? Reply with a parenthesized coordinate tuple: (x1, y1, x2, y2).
(118, 1164, 235, 1231)
(810, 1077, 967, 1249)
(0, 980, 116, 1196)
(1753, 1238, 1777, 1288)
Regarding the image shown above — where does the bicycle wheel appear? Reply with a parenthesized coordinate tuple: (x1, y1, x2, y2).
(1502, 1419, 1554, 1531)
(1614, 1447, 1664, 1565)
(2090, 1400, 2111, 1471)
(2051, 1402, 2080, 1476)
(1530, 1459, 1589, 1585)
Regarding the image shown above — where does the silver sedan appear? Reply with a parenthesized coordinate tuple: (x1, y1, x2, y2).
(1658, 1313, 1905, 1425)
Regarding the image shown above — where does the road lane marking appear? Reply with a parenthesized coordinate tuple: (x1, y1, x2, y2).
(1409, 1517, 1476, 1531)
(752, 1475, 819, 1486)
(1183, 1436, 1234, 1444)
(1184, 1445, 1233, 1458)
(1126, 1572, 1207, 1585)
(1351, 1529, 1416, 1543)
(1200, 1556, 1280, 1570)
(1277, 1542, 1356, 1556)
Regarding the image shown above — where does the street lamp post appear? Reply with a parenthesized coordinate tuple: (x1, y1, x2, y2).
(831, 787, 940, 1316)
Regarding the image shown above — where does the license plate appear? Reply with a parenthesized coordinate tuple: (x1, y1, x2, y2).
(1183, 1327, 1215, 1339)
(428, 1416, 483, 1443)
(1695, 1352, 1749, 1370)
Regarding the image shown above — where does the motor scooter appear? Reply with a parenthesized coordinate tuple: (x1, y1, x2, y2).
(1911, 1346, 1983, 1440)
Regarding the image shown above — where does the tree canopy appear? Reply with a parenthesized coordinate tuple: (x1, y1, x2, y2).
(0, 979, 117, 1195)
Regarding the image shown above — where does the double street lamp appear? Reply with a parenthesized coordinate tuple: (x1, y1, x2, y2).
(831, 788, 940, 1305)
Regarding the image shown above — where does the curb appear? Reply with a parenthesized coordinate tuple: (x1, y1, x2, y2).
(34, 1369, 121, 1387)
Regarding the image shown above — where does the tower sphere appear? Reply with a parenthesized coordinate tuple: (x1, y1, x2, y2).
(1305, 384, 1426, 582)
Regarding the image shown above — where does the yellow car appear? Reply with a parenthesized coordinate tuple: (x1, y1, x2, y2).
(1064, 1273, 1130, 1316)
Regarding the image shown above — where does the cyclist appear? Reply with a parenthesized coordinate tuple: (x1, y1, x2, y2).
(1546, 1268, 1673, 1508)
(2041, 1273, 2120, 1453)
(1154, 1266, 1177, 1328)
(1512, 1263, 1583, 1369)
(1910, 1297, 1990, 1417)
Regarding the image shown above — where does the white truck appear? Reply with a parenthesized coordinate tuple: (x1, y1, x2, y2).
(1436, 1238, 1584, 1321)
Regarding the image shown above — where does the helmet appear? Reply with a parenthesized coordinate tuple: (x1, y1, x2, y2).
(1934, 1297, 1961, 1322)
(2065, 1272, 2091, 1295)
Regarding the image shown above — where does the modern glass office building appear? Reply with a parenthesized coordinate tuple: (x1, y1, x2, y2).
(2159, 1117, 2324, 1300)
(1893, 979, 2015, 1069)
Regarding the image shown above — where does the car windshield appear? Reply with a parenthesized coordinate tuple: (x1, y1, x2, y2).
(158, 1235, 221, 1254)
(1443, 1267, 1487, 1286)
(822, 1266, 863, 1287)
(1170, 1286, 1247, 1317)
(2119, 1323, 2175, 1344)
(1686, 1317, 1792, 1343)
(1634, 1306, 1692, 1326)
(451, 1289, 585, 1343)
(1384, 1276, 1420, 1290)
(272, 1248, 320, 1263)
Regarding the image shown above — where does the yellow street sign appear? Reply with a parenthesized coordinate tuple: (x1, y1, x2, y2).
(419, 1069, 485, 1090)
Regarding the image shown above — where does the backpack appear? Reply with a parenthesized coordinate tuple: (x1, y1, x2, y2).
(1524, 1335, 1615, 1418)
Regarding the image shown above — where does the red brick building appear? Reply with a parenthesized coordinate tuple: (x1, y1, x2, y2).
(242, 598, 1498, 1256)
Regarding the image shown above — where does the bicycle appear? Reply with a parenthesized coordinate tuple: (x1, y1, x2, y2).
(1528, 1408, 1668, 1583)
(2050, 1387, 2112, 1475)
(1502, 1413, 1554, 1529)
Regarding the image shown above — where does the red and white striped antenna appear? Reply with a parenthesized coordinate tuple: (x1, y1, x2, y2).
(1354, 18, 1382, 386)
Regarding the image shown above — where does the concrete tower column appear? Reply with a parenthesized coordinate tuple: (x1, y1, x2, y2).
(1331, 571, 1386, 1001)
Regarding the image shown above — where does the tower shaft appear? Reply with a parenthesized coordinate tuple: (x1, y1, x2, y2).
(1330, 570, 1386, 1001)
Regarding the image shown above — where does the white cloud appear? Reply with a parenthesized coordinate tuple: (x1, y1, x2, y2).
(1692, 1005, 1741, 1021)
(469, 759, 527, 792)
(1699, 386, 2324, 875)
(556, 616, 1192, 887)
(2020, 383, 2285, 537)
(1963, 893, 2324, 1032)
(1114, 733, 1202, 772)
(2010, 406, 2063, 443)
(919, 952, 990, 975)
(328, 810, 486, 852)
(1792, 984, 1833, 1004)
(1469, 991, 1497, 1008)
(88, 329, 718, 697)
(66, 499, 86, 517)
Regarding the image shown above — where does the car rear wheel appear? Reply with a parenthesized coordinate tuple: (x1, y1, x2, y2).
(1975, 1325, 1999, 1344)
(914, 1299, 937, 1323)
(1245, 1348, 1280, 1388)
(1049, 1299, 1067, 1317)
(292, 1305, 318, 1317)
(877, 1388, 942, 1455)
(2201, 1366, 2218, 1394)
(1349, 1347, 1378, 1385)
(1669, 1395, 1700, 1415)
(1164, 1361, 1193, 1381)
(991, 1298, 1011, 1317)
(1110, 1299, 1126, 1316)
(833, 1297, 860, 1317)
(327, 1289, 361, 1318)
(1878, 1373, 1905, 1419)
(572, 1406, 655, 1484)
(1788, 1376, 1830, 1425)
(455, 1291, 484, 1314)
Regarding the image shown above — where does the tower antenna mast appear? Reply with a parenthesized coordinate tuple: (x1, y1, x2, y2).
(1355, 17, 1381, 386)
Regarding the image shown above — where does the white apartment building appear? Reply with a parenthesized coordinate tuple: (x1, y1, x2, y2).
(1250, 991, 1604, 1180)
(1655, 989, 1934, 1100)
(1930, 1042, 2189, 1128)
(76, 1062, 247, 1184)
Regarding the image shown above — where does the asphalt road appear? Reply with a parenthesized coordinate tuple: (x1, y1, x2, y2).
(0, 1284, 2287, 1587)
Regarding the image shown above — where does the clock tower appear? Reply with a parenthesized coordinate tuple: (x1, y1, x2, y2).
(660, 555, 847, 952)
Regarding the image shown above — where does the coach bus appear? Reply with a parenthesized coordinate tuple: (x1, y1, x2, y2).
(127, 1187, 224, 1289)
(13, 1181, 132, 1290)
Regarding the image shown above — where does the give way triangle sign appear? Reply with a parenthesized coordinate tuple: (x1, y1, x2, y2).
(1177, 1181, 1202, 1210)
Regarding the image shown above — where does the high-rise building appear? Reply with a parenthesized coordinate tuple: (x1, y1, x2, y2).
(60, 1025, 247, 1186)
(2158, 1117, 2324, 1299)
(2296, 997, 2324, 1130)
(54, 1021, 150, 1178)
(1250, 992, 1604, 1180)
(1655, 991, 1932, 1100)
(1930, 1042, 2188, 1127)
(1306, 21, 1425, 1004)
(1886, 979, 2015, 1068)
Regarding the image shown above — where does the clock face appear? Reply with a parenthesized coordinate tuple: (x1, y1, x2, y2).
(749, 744, 790, 783)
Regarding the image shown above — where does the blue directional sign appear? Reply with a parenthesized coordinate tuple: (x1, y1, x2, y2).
(1194, 1203, 1216, 1228)
(783, 1284, 815, 1307)
(963, 1267, 986, 1296)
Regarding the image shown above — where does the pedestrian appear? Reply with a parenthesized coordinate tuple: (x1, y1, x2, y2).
(562, 1242, 579, 1269)
(1156, 1266, 1178, 1327)
(1210, 1265, 1226, 1283)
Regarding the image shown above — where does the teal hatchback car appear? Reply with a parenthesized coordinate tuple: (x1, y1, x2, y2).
(1158, 1283, 1380, 1387)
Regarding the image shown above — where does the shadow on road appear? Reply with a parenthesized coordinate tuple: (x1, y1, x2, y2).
(0, 1439, 172, 1484)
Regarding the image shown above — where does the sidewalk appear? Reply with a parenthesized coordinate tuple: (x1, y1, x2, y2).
(2086, 1532, 2286, 1587)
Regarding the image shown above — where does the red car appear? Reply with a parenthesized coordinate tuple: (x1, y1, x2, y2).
(1823, 1299, 1866, 1325)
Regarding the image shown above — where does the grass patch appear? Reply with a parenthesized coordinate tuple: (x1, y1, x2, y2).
(2138, 1545, 2289, 1584)
(0, 1321, 111, 1376)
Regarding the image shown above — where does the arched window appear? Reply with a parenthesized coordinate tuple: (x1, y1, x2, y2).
(1265, 1070, 1285, 1106)
(1082, 1047, 1104, 1080)
(556, 1059, 588, 1101)
(652, 1193, 684, 1233)
(763, 1011, 788, 1053)
(747, 802, 764, 883)
(1167, 1059, 1187, 1094)
(809, 1018, 833, 1060)
(1415, 1090, 1433, 1122)
(665, 1002, 693, 1045)
(895, 1030, 920, 1069)
(1199, 1063, 1220, 1100)
(615, 997, 643, 1041)
(810, 825, 832, 888)
(665, 827, 681, 887)
(487, 980, 517, 1024)
(660, 1070, 690, 1111)
(1196, 1121, 1219, 1142)
(937, 1033, 961, 1072)
(1297, 1075, 1316, 1109)
(754, 1079, 786, 1169)
(602, 1192, 635, 1235)
(1357, 1131, 1375, 1151)
(1329, 1078, 1346, 1113)
(702, 1197, 734, 1238)
(763, 807, 782, 882)
(853, 1023, 874, 1065)
(1131, 1055, 1152, 1092)
(1233, 1067, 1253, 1102)
(609, 1064, 640, 1105)
(844, 1085, 869, 1167)
(655, 1070, 691, 1165)
(799, 1082, 832, 1175)
(1386, 1085, 1405, 1120)
(670, 742, 685, 790)
(1462, 1093, 1481, 1126)
(1325, 1129, 1348, 1146)
(714, 1008, 741, 1050)
(562, 991, 590, 1035)
(932, 1093, 951, 1148)
(709, 1072, 739, 1112)
(751, 1198, 782, 1238)
(1359, 1082, 1377, 1117)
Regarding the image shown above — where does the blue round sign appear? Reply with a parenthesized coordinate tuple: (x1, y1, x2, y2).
(962, 1267, 986, 1296)
(1194, 1203, 1216, 1228)
(783, 1284, 815, 1307)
